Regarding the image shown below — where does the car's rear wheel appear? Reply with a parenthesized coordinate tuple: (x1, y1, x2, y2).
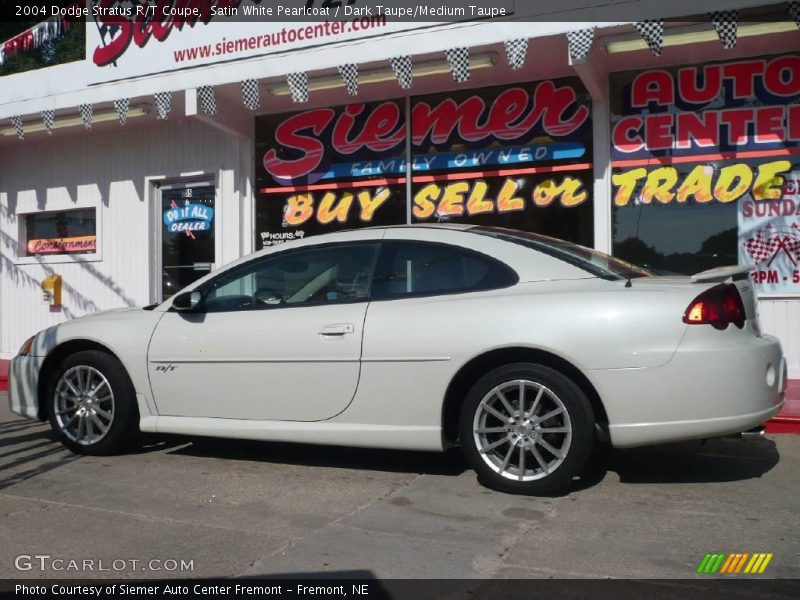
(459, 363, 594, 495)
(47, 350, 139, 455)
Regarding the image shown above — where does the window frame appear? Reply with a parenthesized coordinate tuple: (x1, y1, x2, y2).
(15, 205, 102, 265)
(189, 240, 382, 314)
(370, 239, 519, 302)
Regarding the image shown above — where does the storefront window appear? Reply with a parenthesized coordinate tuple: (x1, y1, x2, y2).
(23, 208, 96, 256)
(254, 100, 408, 249)
(610, 54, 800, 293)
(410, 80, 594, 245)
(254, 77, 594, 249)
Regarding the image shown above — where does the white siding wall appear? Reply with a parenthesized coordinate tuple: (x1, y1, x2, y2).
(0, 118, 249, 359)
(759, 299, 800, 379)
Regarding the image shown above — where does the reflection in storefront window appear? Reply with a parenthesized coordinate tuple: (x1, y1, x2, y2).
(24, 208, 97, 256)
(613, 202, 737, 276)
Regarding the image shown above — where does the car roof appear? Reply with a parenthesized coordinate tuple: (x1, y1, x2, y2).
(367, 223, 478, 232)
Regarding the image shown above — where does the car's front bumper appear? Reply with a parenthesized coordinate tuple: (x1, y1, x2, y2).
(8, 354, 43, 420)
(590, 333, 786, 448)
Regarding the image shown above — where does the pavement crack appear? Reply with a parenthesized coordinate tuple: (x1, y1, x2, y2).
(0, 491, 276, 535)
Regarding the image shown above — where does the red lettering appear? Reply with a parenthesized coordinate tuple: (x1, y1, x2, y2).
(789, 104, 800, 142)
(722, 60, 764, 99)
(612, 117, 644, 153)
(331, 104, 367, 155)
(264, 109, 335, 180)
(719, 109, 755, 145)
(631, 70, 674, 108)
(675, 111, 719, 149)
(678, 65, 721, 104)
(764, 56, 800, 97)
(484, 88, 529, 140)
(755, 106, 785, 143)
(265, 82, 588, 180)
(645, 114, 673, 150)
(93, 0, 241, 65)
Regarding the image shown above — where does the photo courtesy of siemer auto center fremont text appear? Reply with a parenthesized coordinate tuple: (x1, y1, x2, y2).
(0, 0, 798, 598)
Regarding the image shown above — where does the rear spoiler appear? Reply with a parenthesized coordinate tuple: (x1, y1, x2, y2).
(691, 265, 752, 283)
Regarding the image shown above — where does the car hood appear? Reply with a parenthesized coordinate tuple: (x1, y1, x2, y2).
(70, 307, 143, 322)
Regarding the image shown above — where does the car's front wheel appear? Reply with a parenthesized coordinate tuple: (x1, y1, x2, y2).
(459, 363, 594, 495)
(47, 350, 139, 455)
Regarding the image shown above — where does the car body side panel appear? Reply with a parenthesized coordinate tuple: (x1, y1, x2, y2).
(342, 278, 698, 429)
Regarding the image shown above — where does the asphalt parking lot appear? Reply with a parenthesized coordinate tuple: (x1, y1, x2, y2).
(1, 393, 798, 581)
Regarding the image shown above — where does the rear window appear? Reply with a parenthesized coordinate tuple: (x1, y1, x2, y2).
(474, 227, 651, 281)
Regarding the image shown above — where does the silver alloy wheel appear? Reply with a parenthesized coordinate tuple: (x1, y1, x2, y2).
(472, 379, 572, 481)
(54, 365, 115, 446)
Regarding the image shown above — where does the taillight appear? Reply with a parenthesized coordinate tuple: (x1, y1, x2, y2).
(683, 284, 746, 329)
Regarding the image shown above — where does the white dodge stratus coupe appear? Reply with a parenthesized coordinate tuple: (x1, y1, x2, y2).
(9, 225, 787, 494)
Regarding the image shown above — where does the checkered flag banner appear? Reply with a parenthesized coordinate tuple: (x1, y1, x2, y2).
(338, 64, 359, 96)
(390, 55, 413, 89)
(446, 47, 470, 83)
(789, 223, 800, 262)
(635, 20, 664, 56)
(79, 103, 93, 129)
(154, 91, 172, 120)
(114, 98, 130, 125)
(241, 79, 260, 111)
(566, 28, 596, 64)
(710, 11, 738, 49)
(42, 109, 55, 135)
(788, 1, 800, 27)
(198, 86, 216, 115)
(503, 38, 529, 70)
(744, 226, 778, 264)
(287, 72, 309, 103)
(9, 115, 23, 140)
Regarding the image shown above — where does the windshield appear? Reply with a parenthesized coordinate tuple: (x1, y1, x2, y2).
(473, 227, 652, 281)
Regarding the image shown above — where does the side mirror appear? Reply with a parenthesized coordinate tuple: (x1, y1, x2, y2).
(172, 290, 202, 312)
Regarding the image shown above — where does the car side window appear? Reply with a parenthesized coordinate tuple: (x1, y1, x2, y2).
(371, 241, 517, 300)
(201, 243, 379, 313)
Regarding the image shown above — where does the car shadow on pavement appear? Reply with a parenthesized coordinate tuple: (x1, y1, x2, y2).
(575, 436, 780, 490)
(165, 436, 469, 477)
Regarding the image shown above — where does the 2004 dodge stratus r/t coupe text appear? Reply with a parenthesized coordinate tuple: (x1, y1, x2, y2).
(8, 225, 787, 494)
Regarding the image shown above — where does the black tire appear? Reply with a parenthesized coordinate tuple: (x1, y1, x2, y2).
(47, 350, 140, 455)
(459, 363, 594, 495)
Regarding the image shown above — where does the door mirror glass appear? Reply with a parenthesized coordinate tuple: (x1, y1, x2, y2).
(172, 290, 202, 311)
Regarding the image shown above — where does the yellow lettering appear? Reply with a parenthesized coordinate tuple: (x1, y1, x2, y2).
(284, 194, 314, 226)
(437, 182, 469, 217)
(317, 192, 353, 225)
(497, 179, 525, 212)
(642, 167, 678, 204)
(559, 177, 588, 207)
(714, 163, 752, 203)
(413, 183, 440, 220)
(677, 165, 714, 203)
(466, 181, 494, 215)
(612, 168, 647, 206)
(754, 160, 791, 201)
(357, 188, 391, 222)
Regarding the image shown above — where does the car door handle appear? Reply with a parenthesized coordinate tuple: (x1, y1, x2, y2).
(319, 323, 355, 336)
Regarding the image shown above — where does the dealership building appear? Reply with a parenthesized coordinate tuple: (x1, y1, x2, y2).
(0, 1, 799, 419)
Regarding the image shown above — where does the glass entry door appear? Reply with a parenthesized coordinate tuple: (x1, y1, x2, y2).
(160, 182, 216, 300)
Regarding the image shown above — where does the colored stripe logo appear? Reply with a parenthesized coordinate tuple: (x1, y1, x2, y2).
(697, 553, 774, 574)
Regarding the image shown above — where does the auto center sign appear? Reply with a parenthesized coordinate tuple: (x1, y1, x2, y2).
(85, 0, 443, 84)
(611, 54, 800, 296)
